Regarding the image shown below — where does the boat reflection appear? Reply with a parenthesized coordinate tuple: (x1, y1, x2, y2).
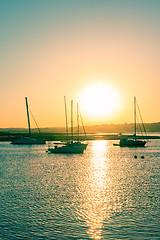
(79, 141, 112, 239)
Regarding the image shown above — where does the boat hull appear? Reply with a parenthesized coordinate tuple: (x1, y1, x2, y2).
(48, 146, 84, 153)
(10, 137, 46, 145)
(119, 139, 146, 147)
(48, 142, 88, 153)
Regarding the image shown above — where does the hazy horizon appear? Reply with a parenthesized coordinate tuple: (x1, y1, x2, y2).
(1, 122, 159, 135)
(0, 0, 160, 128)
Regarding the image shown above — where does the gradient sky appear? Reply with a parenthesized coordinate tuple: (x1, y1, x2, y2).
(0, 0, 160, 128)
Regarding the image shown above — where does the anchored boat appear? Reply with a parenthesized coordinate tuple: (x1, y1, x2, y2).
(48, 97, 87, 153)
(114, 97, 147, 147)
(11, 97, 46, 144)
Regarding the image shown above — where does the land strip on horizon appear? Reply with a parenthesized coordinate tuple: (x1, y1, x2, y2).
(0, 122, 159, 141)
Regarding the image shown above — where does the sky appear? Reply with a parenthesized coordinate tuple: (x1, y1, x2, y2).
(0, 0, 160, 128)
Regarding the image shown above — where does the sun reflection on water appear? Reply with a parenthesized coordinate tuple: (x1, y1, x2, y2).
(79, 141, 113, 239)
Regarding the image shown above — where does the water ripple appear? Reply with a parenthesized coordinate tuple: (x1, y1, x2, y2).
(0, 140, 160, 239)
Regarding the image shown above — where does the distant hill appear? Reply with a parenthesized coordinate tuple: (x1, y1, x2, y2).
(0, 122, 160, 134)
(84, 122, 160, 133)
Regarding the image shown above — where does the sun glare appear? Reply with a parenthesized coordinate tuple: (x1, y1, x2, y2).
(78, 82, 120, 120)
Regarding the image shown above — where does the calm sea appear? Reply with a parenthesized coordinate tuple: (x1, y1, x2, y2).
(0, 139, 160, 239)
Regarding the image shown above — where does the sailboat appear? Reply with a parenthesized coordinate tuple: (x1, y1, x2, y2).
(47, 97, 88, 153)
(69, 102, 88, 150)
(114, 97, 147, 147)
(11, 97, 46, 144)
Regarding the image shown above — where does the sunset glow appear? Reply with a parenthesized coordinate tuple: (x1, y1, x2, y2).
(0, 1, 159, 128)
(78, 82, 121, 120)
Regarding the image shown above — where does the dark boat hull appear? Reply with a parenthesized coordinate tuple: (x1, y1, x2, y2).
(48, 142, 88, 153)
(10, 137, 46, 145)
(119, 139, 146, 147)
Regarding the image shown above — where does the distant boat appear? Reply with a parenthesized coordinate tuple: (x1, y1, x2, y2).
(114, 97, 147, 147)
(48, 142, 87, 154)
(118, 137, 146, 147)
(11, 97, 46, 145)
(48, 97, 88, 153)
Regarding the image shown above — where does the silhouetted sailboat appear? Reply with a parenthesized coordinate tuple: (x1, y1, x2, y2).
(11, 97, 46, 144)
(114, 97, 147, 147)
(48, 97, 87, 153)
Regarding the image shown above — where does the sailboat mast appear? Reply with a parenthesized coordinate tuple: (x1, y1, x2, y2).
(25, 97, 31, 137)
(64, 96, 69, 144)
(134, 96, 136, 140)
(77, 103, 80, 142)
(71, 100, 74, 143)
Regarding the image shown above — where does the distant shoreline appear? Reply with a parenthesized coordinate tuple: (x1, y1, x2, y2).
(0, 122, 159, 134)
(0, 132, 159, 142)
(0, 122, 160, 141)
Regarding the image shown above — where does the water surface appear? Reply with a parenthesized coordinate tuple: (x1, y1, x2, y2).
(0, 140, 160, 239)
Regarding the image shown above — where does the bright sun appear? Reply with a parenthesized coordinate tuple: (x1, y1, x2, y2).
(78, 82, 120, 120)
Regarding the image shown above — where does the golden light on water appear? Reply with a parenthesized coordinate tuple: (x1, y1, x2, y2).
(79, 141, 112, 239)
(78, 82, 121, 121)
